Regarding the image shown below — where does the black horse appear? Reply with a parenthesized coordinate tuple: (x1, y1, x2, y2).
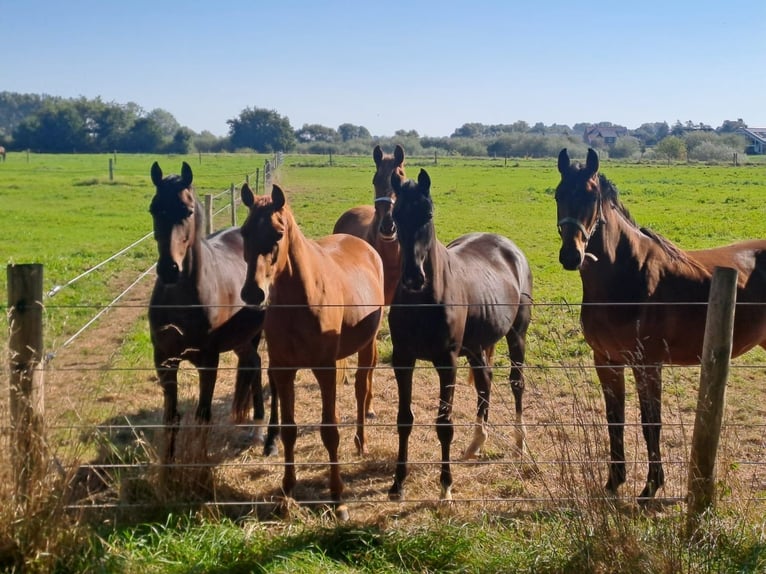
(387, 168, 533, 502)
(148, 161, 276, 463)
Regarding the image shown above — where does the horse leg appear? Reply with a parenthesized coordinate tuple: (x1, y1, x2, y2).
(353, 342, 376, 455)
(273, 367, 297, 501)
(365, 342, 377, 419)
(507, 308, 530, 456)
(263, 370, 280, 457)
(312, 363, 347, 519)
(595, 353, 627, 493)
(633, 364, 664, 499)
(156, 352, 181, 464)
(388, 351, 416, 501)
(232, 336, 266, 445)
(193, 353, 220, 460)
(435, 353, 458, 501)
(461, 347, 492, 460)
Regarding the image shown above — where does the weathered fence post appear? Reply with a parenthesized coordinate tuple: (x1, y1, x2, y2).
(7, 263, 46, 508)
(204, 194, 213, 235)
(108, 158, 114, 181)
(686, 265, 737, 534)
(230, 184, 236, 227)
(255, 168, 260, 195)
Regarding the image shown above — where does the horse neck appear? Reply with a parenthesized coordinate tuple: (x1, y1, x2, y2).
(581, 199, 687, 300)
(182, 200, 210, 292)
(423, 228, 451, 296)
(275, 207, 315, 302)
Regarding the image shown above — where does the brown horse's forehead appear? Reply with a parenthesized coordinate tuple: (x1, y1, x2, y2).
(555, 167, 598, 202)
(373, 158, 405, 197)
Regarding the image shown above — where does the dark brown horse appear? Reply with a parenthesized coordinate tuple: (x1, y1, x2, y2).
(387, 169, 533, 502)
(333, 144, 405, 304)
(555, 147, 766, 500)
(148, 161, 274, 463)
(239, 182, 384, 520)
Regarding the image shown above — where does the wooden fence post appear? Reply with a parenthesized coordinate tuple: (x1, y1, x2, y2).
(7, 263, 46, 508)
(230, 184, 236, 227)
(205, 194, 213, 235)
(108, 158, 114, 181)
(686, 266, 737, 533)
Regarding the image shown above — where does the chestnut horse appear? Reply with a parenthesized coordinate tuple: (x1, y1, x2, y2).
(148, 161, 275, 463)
(555, 148, 766, 500)
(387, 169, 533, 503)
(239, 182, 384, 520)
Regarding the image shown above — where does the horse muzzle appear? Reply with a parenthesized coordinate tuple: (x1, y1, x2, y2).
(240, 282, 266, 307)
(559, 246, 583, 271)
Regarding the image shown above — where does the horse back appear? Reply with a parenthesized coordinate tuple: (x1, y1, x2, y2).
(446, 232, 532, 349)
(333, 205, 375, 241)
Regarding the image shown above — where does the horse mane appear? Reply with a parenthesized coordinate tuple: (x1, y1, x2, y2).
(598, 174, 689, 262)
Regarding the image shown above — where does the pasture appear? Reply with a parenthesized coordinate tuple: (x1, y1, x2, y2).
(2, 151, 766, 571)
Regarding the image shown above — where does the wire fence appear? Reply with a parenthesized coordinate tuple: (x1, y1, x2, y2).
(3, 153, 766, 520)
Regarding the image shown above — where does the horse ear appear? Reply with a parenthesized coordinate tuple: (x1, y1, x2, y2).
(557, 149, 570, 175)
(417, 169, 431, 195)
(241, 183, 255, 208)
(394, 144, 405, 166)
(181, 162, 193, 187)
(271, 184, 286, 210)
(585, 148, 599, 176)
(151, 162, 163, 186)
(373, 145, 383, 167)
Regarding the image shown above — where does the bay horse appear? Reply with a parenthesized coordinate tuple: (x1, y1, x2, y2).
(239, 181, 384, 520)
(331, 144, 405, 417)
(387, 169, 533, 503)
(333, 144, 405, 304)
(555, 147, 766, 500)
(148, 161, 275, 464)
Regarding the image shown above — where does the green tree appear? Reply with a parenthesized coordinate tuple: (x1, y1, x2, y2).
(337, 123, 371, 141)
(147, 108, 181, 139)
(655, 136, 686, 161)
(13, 101, 89, 152)
(296, 123, 338, 143)
(228, 107, 295, 151)
(120, 117, 164, 152)
(166, 127, 194, 154)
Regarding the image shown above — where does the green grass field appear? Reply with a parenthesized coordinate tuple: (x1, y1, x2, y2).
(2, 151, 766, 572)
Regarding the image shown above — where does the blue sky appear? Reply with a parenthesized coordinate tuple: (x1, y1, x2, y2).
(3, 0, 764, 137)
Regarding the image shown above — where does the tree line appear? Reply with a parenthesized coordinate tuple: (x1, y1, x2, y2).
(0, 91, 752, 161)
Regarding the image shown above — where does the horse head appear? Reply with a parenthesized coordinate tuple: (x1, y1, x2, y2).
(372, 144, 405, 240)
(555, 148, 604, 271)
(149, 161, 198, 284)
(240, 182, 286, 306)
(391, 168, 434, 292)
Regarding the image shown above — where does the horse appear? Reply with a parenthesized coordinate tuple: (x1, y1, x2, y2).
(333, 144, 405, 304)
(0, 146, 6, 162)
(239, 181, 384, 520)
(555, 147, 766, 500)
(148, 161, 275, 464)
(331, 144, 405, 416)
(387, 168, 533, 503)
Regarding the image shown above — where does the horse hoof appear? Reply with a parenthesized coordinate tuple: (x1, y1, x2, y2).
(263, 443, 279, 457)
(335, 504, 350, 521)
(388, 486, 403, 502)
(365, 411, 376, 420)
